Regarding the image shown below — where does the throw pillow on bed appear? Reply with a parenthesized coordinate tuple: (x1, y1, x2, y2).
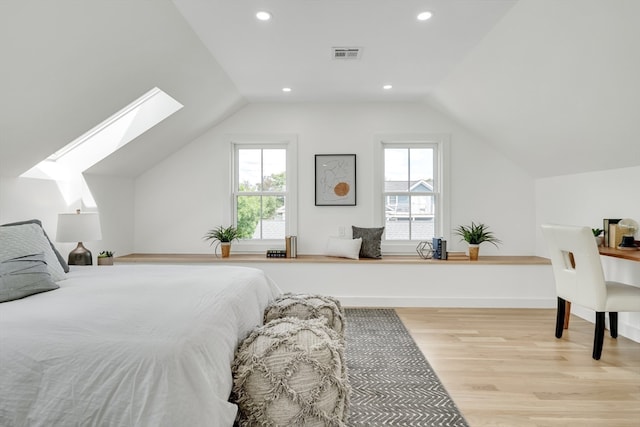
(352, 226, 384, 259)
(1, 219, 69, 273)
(0, 253, 60, 303)
(0, 223, 66, 281)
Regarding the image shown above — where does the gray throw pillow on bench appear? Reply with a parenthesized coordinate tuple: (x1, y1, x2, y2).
(352, 226, 384, 259)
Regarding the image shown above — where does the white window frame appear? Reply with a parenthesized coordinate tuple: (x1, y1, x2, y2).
(373, 134, 450, 254)
(230, 134, 298, 253)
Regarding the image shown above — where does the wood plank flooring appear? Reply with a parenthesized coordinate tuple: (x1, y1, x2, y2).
(396, 308, 640, 427)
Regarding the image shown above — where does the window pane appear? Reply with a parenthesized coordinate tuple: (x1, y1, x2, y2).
(385, 195, 435, 240)
(410, 196, 435, 240)
(237, 195, 286, 240)
(238, 149, 261, 191)
(260, 195, 285, 239)
(384, 148, 408, 191)
(263, 149, 286, 192)
(385, 217, 409, 240)
(409, 148, 433, 183)
(236, 195, 261, 238)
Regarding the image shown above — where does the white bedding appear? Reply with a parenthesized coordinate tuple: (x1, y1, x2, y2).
(0, 264, 281, 427)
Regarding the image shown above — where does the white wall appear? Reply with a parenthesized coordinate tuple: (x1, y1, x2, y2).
(0, 175, 134, 263)
(134, 102, 536, 255)
(535, 165, 640, 342)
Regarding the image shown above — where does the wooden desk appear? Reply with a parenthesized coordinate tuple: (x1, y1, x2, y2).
(564, 246, 640, 328)
(598, 246, 640, 262)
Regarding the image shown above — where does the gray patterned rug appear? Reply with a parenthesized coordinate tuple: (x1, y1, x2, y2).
(345, 308, 469, 427)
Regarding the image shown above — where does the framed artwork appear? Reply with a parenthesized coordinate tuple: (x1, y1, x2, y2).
(315, 154, 356, 206)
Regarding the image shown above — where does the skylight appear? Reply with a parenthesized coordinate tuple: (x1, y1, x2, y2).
(21, 87, 183, 206)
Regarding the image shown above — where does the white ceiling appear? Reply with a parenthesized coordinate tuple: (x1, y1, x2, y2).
(173, 0, 518, 102)
(1, 0, 638, 181)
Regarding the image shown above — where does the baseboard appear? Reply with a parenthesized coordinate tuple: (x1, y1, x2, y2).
(570, 305, 640, 344)
(338, 296, 556, 309)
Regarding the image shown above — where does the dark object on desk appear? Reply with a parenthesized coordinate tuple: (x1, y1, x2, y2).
(618, 235, 639, 250)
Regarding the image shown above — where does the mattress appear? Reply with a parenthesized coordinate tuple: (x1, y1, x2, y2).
(0, 264, 281, 427)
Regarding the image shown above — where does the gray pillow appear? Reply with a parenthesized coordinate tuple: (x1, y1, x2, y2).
(352, 226, 384, 259)
(0, 253, 60, 303)
(1, 219, 69, 273)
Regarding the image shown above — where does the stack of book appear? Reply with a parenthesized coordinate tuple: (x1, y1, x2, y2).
(266, 249, 287, 258)
(285, 235, 297, 258)
(432, 238, 448, 260)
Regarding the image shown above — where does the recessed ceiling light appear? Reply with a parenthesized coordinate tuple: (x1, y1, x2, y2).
(256, 11, 272, 21)
(417, 11, 433, 21)
(282, 87, 292, 92)
(383, 85, 393, 90)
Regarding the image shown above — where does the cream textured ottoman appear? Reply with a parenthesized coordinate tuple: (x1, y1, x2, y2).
(231, 317, 349, 427)
(264, 293, 345, 337)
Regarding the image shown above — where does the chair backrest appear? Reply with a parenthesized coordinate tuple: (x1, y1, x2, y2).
(541, 224, 607, 311)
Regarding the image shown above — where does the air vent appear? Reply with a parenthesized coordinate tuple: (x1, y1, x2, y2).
(332, 47, 362, 60)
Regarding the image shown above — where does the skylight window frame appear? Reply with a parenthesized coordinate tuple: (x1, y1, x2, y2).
(46, 87, 168, 162)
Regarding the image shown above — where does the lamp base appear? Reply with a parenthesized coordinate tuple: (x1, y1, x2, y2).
(68, 242, 93, 265)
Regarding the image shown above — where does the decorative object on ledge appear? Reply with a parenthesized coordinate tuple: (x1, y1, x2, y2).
(592, 228, 604, 247)
(315, 154, 356, 206)
(617, 218, 639, 250)
(454, 222, 501, 261)
(97, 251, 114, 266)
(416, 241, 433, 259)
(56, 209, 102, 266)
(203, 225, 239, 258)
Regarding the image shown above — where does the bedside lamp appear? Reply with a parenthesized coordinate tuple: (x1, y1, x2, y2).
(56, 209, 102, 265)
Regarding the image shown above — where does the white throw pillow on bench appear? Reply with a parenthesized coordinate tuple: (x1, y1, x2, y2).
(326, 237, 362, 260)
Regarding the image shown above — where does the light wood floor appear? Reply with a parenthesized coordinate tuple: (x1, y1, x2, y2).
(396, 308, 640, 427)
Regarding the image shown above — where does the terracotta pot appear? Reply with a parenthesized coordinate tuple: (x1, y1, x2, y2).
(220, 242, 231, 258)
(468, 244, 480, 261)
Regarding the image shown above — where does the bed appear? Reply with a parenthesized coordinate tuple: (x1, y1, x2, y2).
(0, 222, 281, 427)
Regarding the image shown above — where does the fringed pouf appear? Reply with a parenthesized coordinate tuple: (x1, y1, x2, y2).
(231, 317, 350, 427)
(264, 293, 345, 337)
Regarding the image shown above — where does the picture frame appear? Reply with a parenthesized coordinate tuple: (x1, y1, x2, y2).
(315, 154, 356, 206)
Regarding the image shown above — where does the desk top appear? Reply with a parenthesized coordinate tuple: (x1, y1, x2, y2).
(599, 246, 640, 262)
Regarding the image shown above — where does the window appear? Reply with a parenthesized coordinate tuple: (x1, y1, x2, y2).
(21, 87, 183, 206)
(374, 134, 449, 252)
(232, 137, 297, 246)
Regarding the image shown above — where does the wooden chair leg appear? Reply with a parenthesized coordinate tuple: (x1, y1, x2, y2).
(555, 297, 566, 339)
(609, 312, 618, 338)
(593, 312, 605, 360)
(563, 301, 571, 329)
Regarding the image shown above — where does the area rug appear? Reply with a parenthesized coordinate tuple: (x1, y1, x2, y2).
(345, 308, 469, 427)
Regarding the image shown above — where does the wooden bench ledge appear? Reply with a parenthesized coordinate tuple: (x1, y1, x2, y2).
(115, 253, 550, 265)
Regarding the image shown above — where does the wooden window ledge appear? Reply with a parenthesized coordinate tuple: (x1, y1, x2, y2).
(115, 253, 550, 265)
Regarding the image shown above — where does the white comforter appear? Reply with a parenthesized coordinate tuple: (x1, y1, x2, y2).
(0, 264, 281, 427)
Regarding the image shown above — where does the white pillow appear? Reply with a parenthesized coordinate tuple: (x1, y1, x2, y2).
(326, 237, 362, 260)
(0, 223, 66, 281)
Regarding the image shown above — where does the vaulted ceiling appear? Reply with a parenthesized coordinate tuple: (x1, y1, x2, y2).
(1, 0, 638, 180)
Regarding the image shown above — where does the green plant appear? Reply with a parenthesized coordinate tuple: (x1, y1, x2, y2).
(454, 222, 502, 247)
(98, 250, 114, 258)
(203, 225, 239, 245)
(592, 228, 604, 237)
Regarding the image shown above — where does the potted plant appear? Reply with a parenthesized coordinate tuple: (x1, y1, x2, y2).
(454, 222, 502, 261)
(203, 225, 239, 258)
(97, 250, 114, 266)
(592, 228, 604, 247)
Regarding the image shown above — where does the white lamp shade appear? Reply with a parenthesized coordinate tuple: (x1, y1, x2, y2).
(56, 212, 102, 242)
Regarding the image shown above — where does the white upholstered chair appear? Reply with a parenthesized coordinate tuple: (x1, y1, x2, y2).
(541, 224, 640, 360)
